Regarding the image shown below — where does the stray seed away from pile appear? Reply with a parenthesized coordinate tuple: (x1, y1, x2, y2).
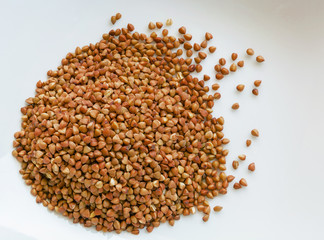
(213, 206, 223, 212)
(232, 103, 240, 110)
(238, 154, 246, 161)
(248, 163, 255, 171)
(236, 84, 245, 92)
(256, 56, 265, 62)
(12, 14, 263, 235)
(239, 178, 248, 187)
(237, 60, 244, 67)
(231, 53, 238, 61)
(111, 12, 122, 25)
(254, 80, 262, 87)
(252, 88, 259, 96)
(232, 161, 239, 169)
(246, 48, 254, 56)
(251, 129, 260, 137)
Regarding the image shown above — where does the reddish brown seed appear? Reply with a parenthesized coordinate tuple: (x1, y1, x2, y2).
(248, 163, 255, 171)
(148, 22, 156, 30)
(184, 34, 192, 41)
(212, 83, 220, 91)
(214, 64, 221, 72)
(214, 92, 221, 100)
(221, 68, 229, 75)
(237, 60, 244, 67)
(246, 48, 254, 56)
(239, 178, 248, 187)
(156, 22, 163, 29)
(193, 43, 201, 51)
(196, 64, 202, 73)
(232, 103, 239, 110)
(198, 52, 207, 59)
(233, 183, 241, 189)
(256, 55, 265, 62)
(252, 88, 259, 96)
(216, 73, 224, 80)
(127, 23, 135, 32)
(203, 75, 210, 81)
(251, 129, 259, 137)
(209, 46, 216, 53)
(229, 63, 237, 72)
(200, 40, 207, 48)
(205, 32, 213, 41)
(213, 206, 223, 212)
(246, 139, 252, 147)
(236, 84, 245, 92)
(217, 116, 224, 125)
(254, 80, 262, 87)
(111, 16, 117, 25)
(232, 160, 239, 169)
(238, 154, 246, 161)
(162, 29, 168, 36)
(219, 58, 226, 66)
(116, 13, 122, 20)
(202, 215, 209, 222)
(186, 50, 193, 57)
(227, 175, 235, 182)
(179, 26, 186, 34)
(231, 53, 238, 61)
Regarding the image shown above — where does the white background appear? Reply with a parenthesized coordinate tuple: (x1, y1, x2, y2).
(1, 0, 324, 239)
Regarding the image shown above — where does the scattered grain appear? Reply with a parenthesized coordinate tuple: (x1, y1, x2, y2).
(236, 84, 245, 92)
(232, 103, 240, 110)
(248, 163, 255, 171)
(246, 48, 254, 55)
(251, 129, 259, 137)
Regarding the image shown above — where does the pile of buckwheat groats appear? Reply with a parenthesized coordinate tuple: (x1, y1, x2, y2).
(12, 13, 263, 234)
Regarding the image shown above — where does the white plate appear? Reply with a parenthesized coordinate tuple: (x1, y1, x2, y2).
(1, 0, 324, 239)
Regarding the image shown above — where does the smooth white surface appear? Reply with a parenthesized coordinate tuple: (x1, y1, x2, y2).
(1, 0, 324, 239)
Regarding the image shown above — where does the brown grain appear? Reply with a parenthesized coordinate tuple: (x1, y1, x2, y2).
(156, 22, 163, 29)
(213, 206, 223, 212)
(232, 161, 239, 169)
(233, 183, 242, 189)
(254, 80, 262, 87)
(237, 60, 244, 67)
(179, 26, 186, 34)
(219, 58, 226, 66)
(248, 163, 255, 171)
(148, 22, 156, 29)
(205, 32, 213, 41)
(230, 63, 237, 72)
(251, 129, 259, 137)
(236, 84, 245, 92)
(232, 103, 240, 110)
(239, 178, 248, 187)
(252, 88, 259, 96)
(246, 48, 254, 55)
(256, 55, 265, 62)
(216, 73, 224, 80)
(212, 83, 220, 91)
(231, 53, 238, 61)
(238, 154, 246, 161)
(209, 46, 216, 53)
